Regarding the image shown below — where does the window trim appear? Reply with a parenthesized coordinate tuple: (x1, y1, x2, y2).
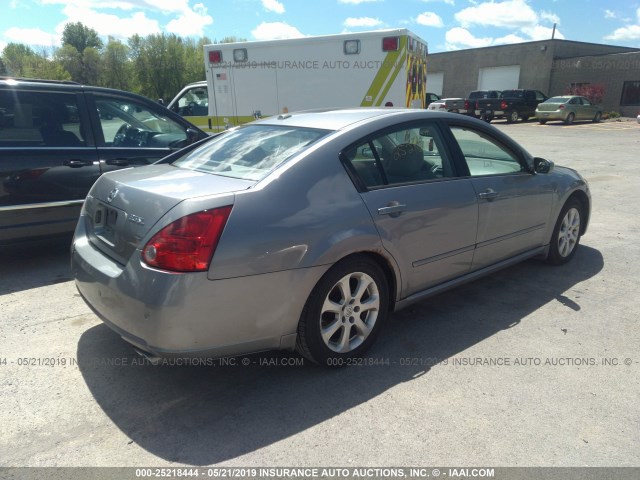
(620, 80, 640, 107)
(442, 120, 533, 177)
(339, 119, 463, 191)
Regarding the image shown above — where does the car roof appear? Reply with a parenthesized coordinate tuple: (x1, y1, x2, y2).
(252, 108, 428, 130)
(0, 77, 150, 98)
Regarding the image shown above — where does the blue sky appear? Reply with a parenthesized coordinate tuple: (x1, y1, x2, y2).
(1, 0, 640, 54)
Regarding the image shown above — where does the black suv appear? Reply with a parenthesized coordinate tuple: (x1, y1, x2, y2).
(0, 78, 208, 245)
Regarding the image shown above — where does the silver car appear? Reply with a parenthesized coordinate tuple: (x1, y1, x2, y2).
(71, 109, 591, 366)
(535, 95, 603, 124)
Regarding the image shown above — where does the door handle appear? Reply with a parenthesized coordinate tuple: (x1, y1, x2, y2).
(105, 158, 130, 166)
(63, 159, 92, 168)
(478, 189, 499, 200)
(377, 203, 407, 217)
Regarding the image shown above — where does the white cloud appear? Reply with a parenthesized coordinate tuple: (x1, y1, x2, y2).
(262, 0, 285, 14)
(605, 7, 640, 41)
(166, 3, 213, 36)
(455, 0, 538, 29)
(4, 27, 60, 46)
(493, 33, 526, 44)
(445, 27, 492, 49)
(251, 22, 304, 40)
(521, 25, 564, 40)
(338, 0, 381, 4)
(540, 11, 560, 25)
(58, 5, 161, 40)
(605, 25, 640, 41)
(344, 17, 382, 28)
(604, 10, 616, 19)
(415, 12, 444, 28)
(38, 0, 212, 38)
(421, 0, 454, 5)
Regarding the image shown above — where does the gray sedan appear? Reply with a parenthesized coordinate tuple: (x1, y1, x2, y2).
(535, 95, 603, 124)
(71, 109, 591, 366)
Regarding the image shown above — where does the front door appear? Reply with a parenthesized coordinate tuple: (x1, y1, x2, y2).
(448, 125, 553, 270)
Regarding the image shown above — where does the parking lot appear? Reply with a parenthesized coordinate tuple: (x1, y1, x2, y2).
(1, 118, 639, 468)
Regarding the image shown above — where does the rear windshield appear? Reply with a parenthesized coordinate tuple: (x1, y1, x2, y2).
(172, 125, 330, 181)
(501, 90, 523, 98)
(546, 96, 568, 103)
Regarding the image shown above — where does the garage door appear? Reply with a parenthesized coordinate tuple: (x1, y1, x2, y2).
(427, 72, 444, 95)
(477, 65, 520, 90)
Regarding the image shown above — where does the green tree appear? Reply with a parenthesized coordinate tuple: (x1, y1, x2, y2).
(100, 37, 131, 90)
(1, 43, 38, 77)
(129, 33, 189, 101)
(61, 22, 103, 53)
(216, 36, 247, 44)
(59, 22, 103, 84)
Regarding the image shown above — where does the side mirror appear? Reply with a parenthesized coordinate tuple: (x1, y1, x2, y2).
(186, 128, 200, 144)
(533, 157, 554, 174)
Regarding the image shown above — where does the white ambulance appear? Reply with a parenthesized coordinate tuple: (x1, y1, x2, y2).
(168, 29, 428, 133)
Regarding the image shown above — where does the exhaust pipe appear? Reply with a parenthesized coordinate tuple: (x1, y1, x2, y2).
(133, 347, 161, 365)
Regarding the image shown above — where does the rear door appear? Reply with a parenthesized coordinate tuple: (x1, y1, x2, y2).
(0, 88, 99, 242)
(342, 120, 478, 297)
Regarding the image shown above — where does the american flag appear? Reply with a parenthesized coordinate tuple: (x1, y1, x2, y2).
(216, 73, 227, 80)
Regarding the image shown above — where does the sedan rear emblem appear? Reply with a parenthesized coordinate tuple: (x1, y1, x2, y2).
(107, 188, 119, 203)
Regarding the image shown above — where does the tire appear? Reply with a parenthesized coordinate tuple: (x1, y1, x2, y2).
(296, 257, 389, 366)
(564, 113, 575, 125)
(506, 110, 519, 123)
(593, 111, 602, 123)
(482, 114, 493, 123)
(522, 115, 529, 122)
(546, 198, 583, 265)
(539, 119, 547, 125)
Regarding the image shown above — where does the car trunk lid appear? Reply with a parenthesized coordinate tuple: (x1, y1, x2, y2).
(82, 164, 255, 265)
(537, 102, 562, 112)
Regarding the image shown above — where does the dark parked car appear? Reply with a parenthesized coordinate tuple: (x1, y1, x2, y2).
(0, 77, 208, 244)
(72, 108, 591, 366)
(468, 90, 501, 117)
(476, 89, 548, 123)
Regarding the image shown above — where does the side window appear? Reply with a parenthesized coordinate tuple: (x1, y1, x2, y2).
(535, 91, 546, 101)
(582, 98, 591, 106)
(450, 127, 525, 176)
(173, 87, 209, 116)
(569, 97, 580, 105)
(95, 96, 187, 148)
(0, 91, 85, 147)
(343, 123, 455, 188)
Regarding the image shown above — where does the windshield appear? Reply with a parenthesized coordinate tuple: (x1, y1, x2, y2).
(172, 125, 330, 181)
(546, 97, 569, 103)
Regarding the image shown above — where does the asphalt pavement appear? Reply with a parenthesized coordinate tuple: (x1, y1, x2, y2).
(0, 118, 638, 469)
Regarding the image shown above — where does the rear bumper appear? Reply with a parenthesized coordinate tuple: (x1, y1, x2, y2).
(535, 111, 566, 121)
(479, 109, 504, 117)
(71, 229, 328, 358)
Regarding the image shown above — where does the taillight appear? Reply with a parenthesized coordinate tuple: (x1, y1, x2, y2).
(464, 100, 471, 110)
(559, 104, 565, 109)
(208, 50, 222, 63)
(500, 100, 508, 110)
(142, 206, 232, 272)
(382, 37, 399, 51)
